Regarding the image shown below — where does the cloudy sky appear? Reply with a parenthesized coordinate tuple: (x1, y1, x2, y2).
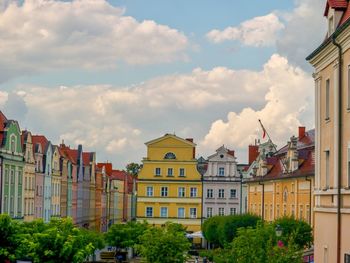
(0, 0, 326, 168)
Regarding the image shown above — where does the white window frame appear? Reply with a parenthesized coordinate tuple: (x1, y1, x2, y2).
(146, 207, 153, 217)
(326, 78, 330, 120)
(230, 207, 236, 215)
(179, 168, 185, 177)
(155, 167, 161, 176)
(207, 189, 213, 199)
(160, 207, 168, 218)
(146, 186, 153, 197)
(218, 167, 225, 176)
(178, 207, 185, 218)
(190, 187, 197, 197)
(190, 208, 197, 218)
(218, 189, 225, 199)
(218, 207, 225, 216)
(167, 168, 173, 176)
(207, 207, 213, 218)
(230, 189, 237, 199)
(161, 186, 168, 197)
(178, 187, 185, 197)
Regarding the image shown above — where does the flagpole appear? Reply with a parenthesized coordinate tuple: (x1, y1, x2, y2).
(258, 119, 288, 173)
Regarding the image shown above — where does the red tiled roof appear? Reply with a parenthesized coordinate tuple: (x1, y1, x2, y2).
(83, 152, 92, 166)
(339, 2, 350, 25)
(227, 150, 235, 157)
(32, 135, 49, 153)
(324, 0, 348, 16)
(111, 170, 134, 193)
(97, 163, 113, 175)
(0, 111, 7, 132)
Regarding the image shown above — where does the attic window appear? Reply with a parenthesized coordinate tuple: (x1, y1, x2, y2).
(329, 16, 334, 35)
(10, 135, 16, 153)
(164, 152, 176, 159)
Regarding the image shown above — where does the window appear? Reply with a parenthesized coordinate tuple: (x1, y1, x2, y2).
(283, 204, 287, 216)
(348, 144, 350, 187)
(146, 207, 153, 217)
(10, 135, 16, 153)
(218, 207, 225, 216)
(326, 151, 330, 189)
(146, 186, 153, 197)
(155, 168, 161, 176)
(270, 204, 273, 220)
(276, 204, 280, 218)
(326, 79, 330, 120)
(218, 189, 225, 199)
(178, 207, 185, 218)
(18, 171, 22, 185)
(299, 205, 304, 220)
(306, 205, 310, 223)
(207, 207, 213, 218)
(4, 196, 7, 212)
(328, 16, 334, 35)
(291, 205, 295, 217)
(230, 208, 237, 215)
(283, 187, 288, 203)
(218, 167, 225, 176)
(161, 187, 168, 197)
(230, 189, 237, 198)
(25, 177, 27, 190)
(160, 207, 168, 218)
(207, 189, 213, 198)
(190, 208, 197, 218)
(178, 187, 185, 197)
(190, 187, 197, 197)
(167, 168, 173, 176)
(179, 168, 185, 177)
(4, 169, 8, 183)
(164, 152, 176, 159)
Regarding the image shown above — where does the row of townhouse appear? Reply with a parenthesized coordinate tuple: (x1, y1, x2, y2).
(0, 111, 134, 231)
(136, 134, 246, 235)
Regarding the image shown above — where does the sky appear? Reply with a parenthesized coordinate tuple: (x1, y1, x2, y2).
(0, 0, 326, 168)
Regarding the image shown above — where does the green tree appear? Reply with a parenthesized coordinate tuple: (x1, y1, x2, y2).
(273, 217, 312, 249)
(125, 163, 141, 177)
(0, 214, 19, 261)
(202, 214, 260, 247)
(16, 218, 104, 263)
(136, 223, 191, 263)
(105, 221, 148, 249)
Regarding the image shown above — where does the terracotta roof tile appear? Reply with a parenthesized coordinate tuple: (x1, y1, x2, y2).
(32, 135, 49, 153)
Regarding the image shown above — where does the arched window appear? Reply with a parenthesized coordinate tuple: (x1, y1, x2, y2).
(283, 187, 288, 203)
(164, 152, 176, 159)
(10, 135, 16, 153)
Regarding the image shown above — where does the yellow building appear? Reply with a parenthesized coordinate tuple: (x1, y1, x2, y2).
(137, 134, 202, 233)
(307, 1, 350, 261)
(247, 127, 314, 225)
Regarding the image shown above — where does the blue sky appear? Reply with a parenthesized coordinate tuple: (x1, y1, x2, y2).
(0, 0, 324, 167)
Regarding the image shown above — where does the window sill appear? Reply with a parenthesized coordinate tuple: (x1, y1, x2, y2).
(166, 175, 174, 177)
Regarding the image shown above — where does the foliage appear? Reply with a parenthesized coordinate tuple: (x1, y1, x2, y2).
(0, 214, 19, 261)
(105, 221, 148, 249)
(208, 223, 303, 263)
(136, 222, 191, 263)
(0, 216, 104, 263)
(273, 217, 313, 249)
(202, 214, 260, 247)
(125, 163, 142, 177)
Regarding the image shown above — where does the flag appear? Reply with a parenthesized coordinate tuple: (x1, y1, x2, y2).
(259, 119, 267, 139)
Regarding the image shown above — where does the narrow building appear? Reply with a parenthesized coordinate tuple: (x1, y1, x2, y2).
(137, 134, 202, 233)
(307, 1, 350, 261)
(203, 146, 242, 218)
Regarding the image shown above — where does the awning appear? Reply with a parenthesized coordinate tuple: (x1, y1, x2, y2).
(186, 231, 203, 238)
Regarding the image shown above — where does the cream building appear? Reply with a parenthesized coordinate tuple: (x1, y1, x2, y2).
(307, 1, 350, 262)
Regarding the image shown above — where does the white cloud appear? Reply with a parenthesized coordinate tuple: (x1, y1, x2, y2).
(276, 0, 326, 70)
(206, 13, 284, 47)
(4, 53, 314, 166)
(0, 91, 8, 107)
(200, 54, 314, 157)
(0, 0, 188, 82)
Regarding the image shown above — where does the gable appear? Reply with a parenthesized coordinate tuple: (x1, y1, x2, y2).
(147, 135, 195, 148)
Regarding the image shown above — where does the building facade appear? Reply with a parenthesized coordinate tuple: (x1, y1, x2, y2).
(33, 136, 44, 219)
(137, 134, 202, 233)
(203, 146, 242, 218)
(51, 145, 61, 218)
(247, 127, 314, 224)
(307, 1, 350, 261)
(0, 112, 24, 219)
(22, 131, 35, 222)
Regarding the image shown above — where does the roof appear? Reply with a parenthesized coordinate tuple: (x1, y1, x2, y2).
(324, 0, 348, 16)
(32, 135, 49, 153)
(83, 152, 92, 166)
(111, 170, 134, 193)
(97, 162, 113, 175)
(145, 133, 196, 147)
(0, 111, 7, 132)
(248, 129, 315, 182)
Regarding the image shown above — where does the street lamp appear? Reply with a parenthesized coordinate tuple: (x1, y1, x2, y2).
(275, 224, 282, 237)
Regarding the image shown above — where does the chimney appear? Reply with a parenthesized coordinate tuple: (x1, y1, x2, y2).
(186, 138, 193, 142)
(298, 126, 306, 140)
(248, 145, 259, 165)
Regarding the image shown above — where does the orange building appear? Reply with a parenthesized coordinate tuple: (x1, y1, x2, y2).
(247, 127, 314, 225)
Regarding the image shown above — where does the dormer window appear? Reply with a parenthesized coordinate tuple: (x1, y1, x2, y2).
(10, 135, 16, 153)
(328, 16, 334, 35)
(164, 152, 176, 159)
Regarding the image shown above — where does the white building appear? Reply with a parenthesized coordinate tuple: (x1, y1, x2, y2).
(203, 146, 242, 218)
